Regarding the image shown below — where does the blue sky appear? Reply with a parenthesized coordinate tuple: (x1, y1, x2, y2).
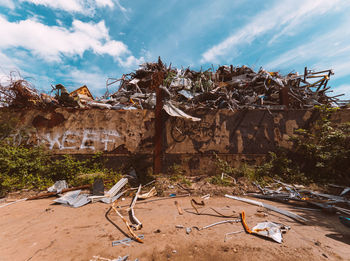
(0, 0, 349, 100)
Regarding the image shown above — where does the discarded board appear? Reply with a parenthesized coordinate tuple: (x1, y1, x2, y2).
(174, 201, 184, 215)
(225, 194, 308, 224)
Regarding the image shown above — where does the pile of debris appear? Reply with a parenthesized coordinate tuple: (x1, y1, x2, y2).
(1, 176, 350, 256)
(1, 59, 348, 114)
(108, 59, 347, 111)
(248, 180, 350, 217)
(0, 78, 44, 108)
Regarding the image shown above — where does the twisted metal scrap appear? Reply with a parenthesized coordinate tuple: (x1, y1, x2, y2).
(0, 74, 43, 108)
(128, 185, 143, 230)
(111, 200, 144, 243)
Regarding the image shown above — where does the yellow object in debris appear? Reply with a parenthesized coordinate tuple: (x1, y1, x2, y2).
(69, 85, 94, 99)
(240, 211, 253, 234)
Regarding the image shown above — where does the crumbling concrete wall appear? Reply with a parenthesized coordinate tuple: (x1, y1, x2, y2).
(1, 108, 349, 175)
(163, 109, 319, 174)
(164, 109, 318, 155)
(5, 108, 155, 154)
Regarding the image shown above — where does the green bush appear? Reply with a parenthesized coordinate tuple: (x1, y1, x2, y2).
(0, 111, 123, 197)
(207, 175, 232, 186)
(258, 106, 350, 184)
(213, 106, 350, 185)
(0, 141, 123, 197)
(0, 145, 50, 194)
(214, 153, 257, 181)
(168, 164, 192, 186)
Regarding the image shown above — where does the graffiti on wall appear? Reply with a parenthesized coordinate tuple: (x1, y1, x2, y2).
(167, 111, 303, 154)
(10, 129, 121, 151)
(170, 118, 215, 143)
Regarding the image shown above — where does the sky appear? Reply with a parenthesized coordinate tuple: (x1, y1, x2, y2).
(0, 0, 349, 100)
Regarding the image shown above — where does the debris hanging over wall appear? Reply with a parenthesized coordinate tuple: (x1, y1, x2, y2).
(0, 59, 348, 110)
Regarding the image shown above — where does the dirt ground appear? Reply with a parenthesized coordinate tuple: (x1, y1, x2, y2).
(0, 195, 350, 261)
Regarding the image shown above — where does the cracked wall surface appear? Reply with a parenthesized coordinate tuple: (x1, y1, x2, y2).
(1, 108, 349, 174)
(4, 108, 155, 154)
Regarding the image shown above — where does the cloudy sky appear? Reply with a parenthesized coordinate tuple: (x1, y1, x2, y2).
(0, 0, 349, 99)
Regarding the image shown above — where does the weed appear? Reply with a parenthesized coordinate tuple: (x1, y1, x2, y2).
(213, 105, 350, 186)
(168, 163, 184, 176)
(0, 141, 124, 196)
(258, 105, 350, 184)
(207, 175, 232, 186)
(0, 112, 126, 196)
(233, 163, 258, 181)
(168, 164, 191, 186)
(214, 153, 257, 181)
(163, 71, 177, 86)
(169, 174, 192, 186)
(214, 153, 235, 176)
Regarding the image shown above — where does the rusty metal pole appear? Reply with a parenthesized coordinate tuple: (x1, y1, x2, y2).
(279, 86, 289, 109)
(153, 72, 164, 174)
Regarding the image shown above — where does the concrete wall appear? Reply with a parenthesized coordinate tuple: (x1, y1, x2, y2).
(5, 108, 154, 154)
(2, 107, 349, 175)
(164, 109, 316, 174)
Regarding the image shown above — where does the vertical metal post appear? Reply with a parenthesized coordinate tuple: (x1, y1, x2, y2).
(153, 72, 164, 174)
(279, 86, 289, 109)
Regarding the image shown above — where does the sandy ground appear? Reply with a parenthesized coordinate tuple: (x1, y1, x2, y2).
(0, 196, 350, 261)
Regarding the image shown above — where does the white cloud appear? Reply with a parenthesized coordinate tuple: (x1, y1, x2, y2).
(265, 16, 350, 79)
(0, 0, 14, 9)
(264, 14, 350, 99)
(115, 0, 127, 13)
(0, 51, 20, 83)
(22, 0, 84, 12)
(201, 0, 344, 63)
(331, 84, 350, 100)
(0, 51, 19, 70)
(0, 16, 130, 62)
(61, 67, 108, 96)
(56, 19, 63, 26)
(96, 0, 114, 8)
(0, 51, 41, 90)
(117, 55, 145, 68)
(21, 0, 127, 14)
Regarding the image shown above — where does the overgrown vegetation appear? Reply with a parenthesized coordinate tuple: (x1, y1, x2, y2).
(168, 163, 192, 186)
(207, 175, 232, 186)
(0, 112, 122, 197)
(258, 106, 350, 184)
(0, 143, 122, 197)
(215, 106, 350, 185)
(214, 153, 257, 183)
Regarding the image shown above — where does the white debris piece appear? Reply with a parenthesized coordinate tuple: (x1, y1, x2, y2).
(106, 178, 128, 198)
(53, 190, 91, 208)
(178, 90, 195, 100)
(252, 222, 290, 244)
(225, 194, 308, 224)
(47, 180, 68, 193)
(163, 100, 201, 122)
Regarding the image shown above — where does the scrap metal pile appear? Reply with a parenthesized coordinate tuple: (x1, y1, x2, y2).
(107, 59, 347, 111)
(0, 59, 348, 111)
(250, 180, 350, 217)
(0, 78, 44, 108)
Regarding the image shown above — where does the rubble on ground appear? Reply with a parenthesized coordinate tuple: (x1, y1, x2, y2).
(248, 180, 350, 217)
(2, 177, 350, 244)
